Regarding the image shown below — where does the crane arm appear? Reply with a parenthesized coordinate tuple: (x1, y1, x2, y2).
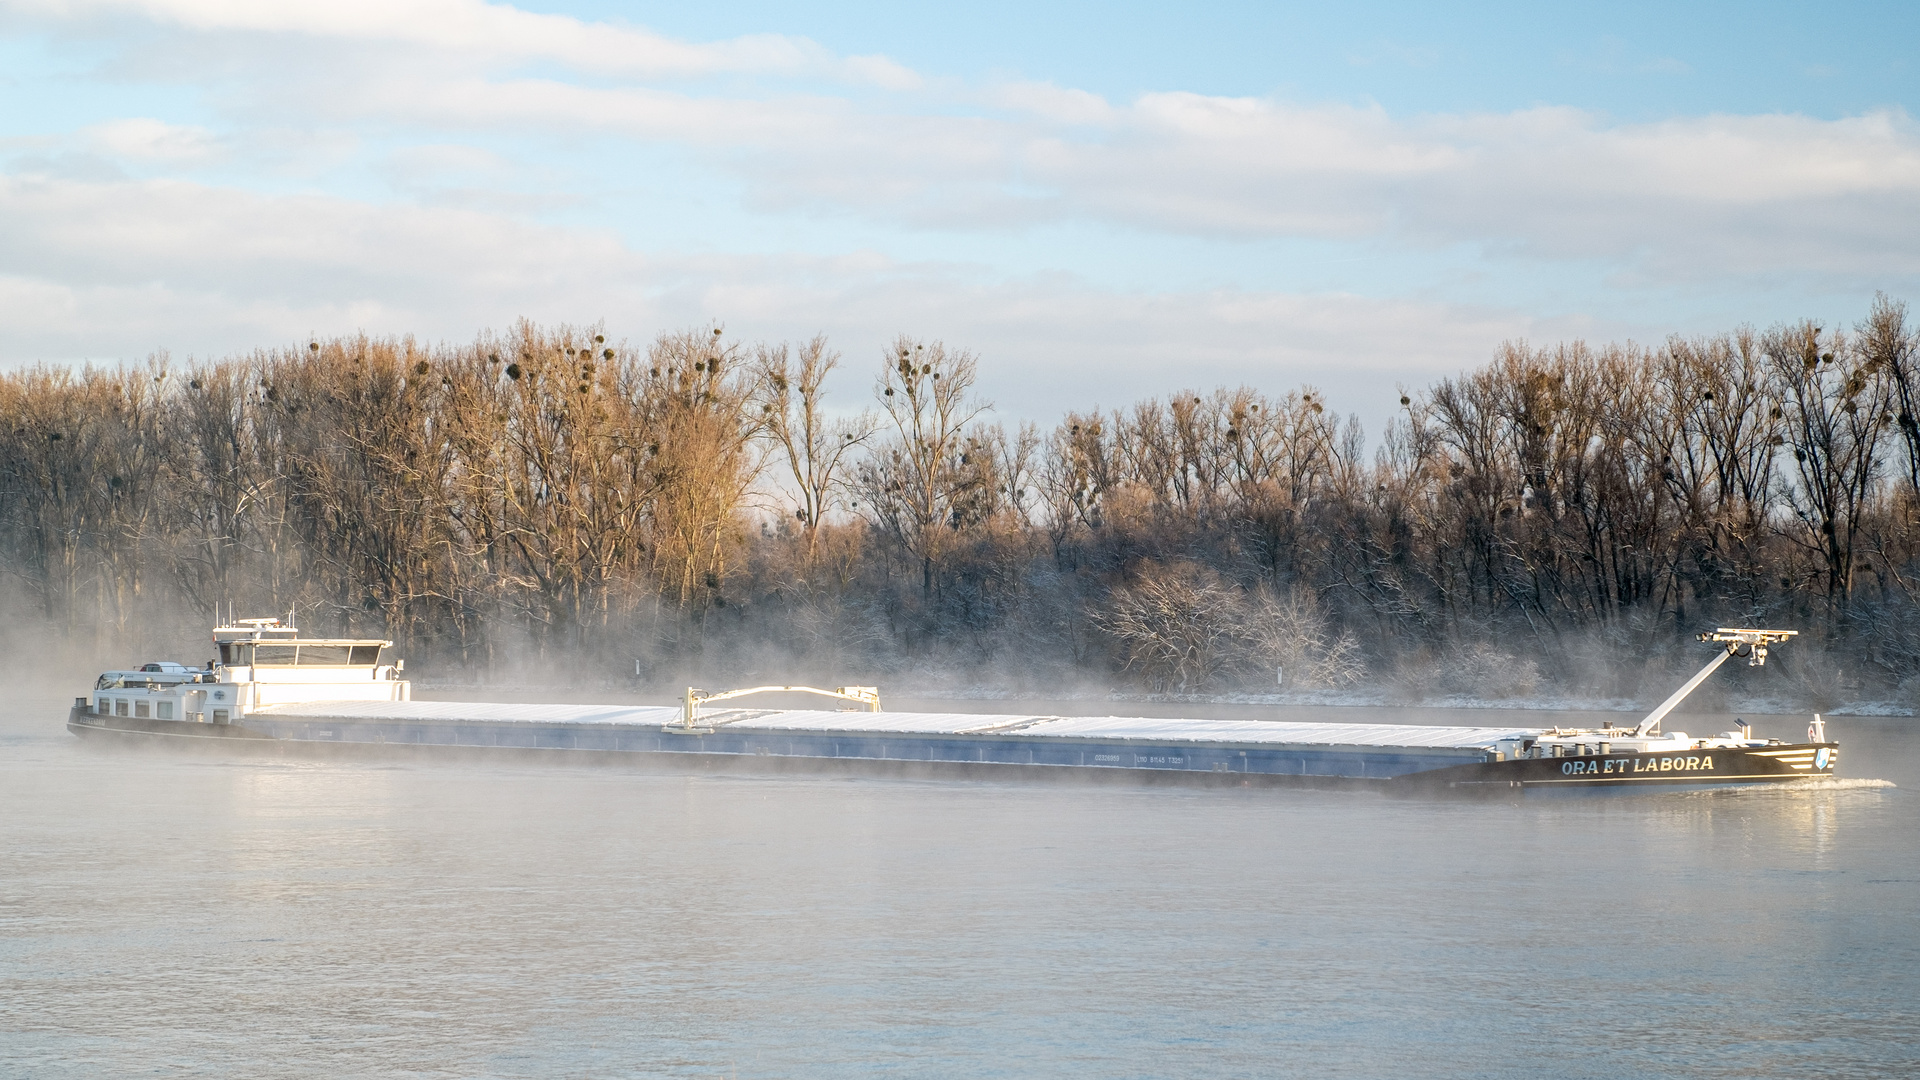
(1634, 628, 1798, 737)
(680, 684, 881, 730)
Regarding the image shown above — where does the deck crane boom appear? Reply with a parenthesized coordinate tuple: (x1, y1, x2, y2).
(1633, 628, 1797, 737)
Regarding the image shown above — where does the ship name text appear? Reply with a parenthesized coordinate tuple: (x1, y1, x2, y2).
(1561, 755, 1716, 776)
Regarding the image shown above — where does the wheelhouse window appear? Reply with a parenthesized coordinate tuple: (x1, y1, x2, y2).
(156, 702, 175, 720)
(248, 643, 382, 667)
(295, 644, 352, 666)
(115, 700, 128, 716)
(134, 701, 150, 718)
(252, 644, 297, 666)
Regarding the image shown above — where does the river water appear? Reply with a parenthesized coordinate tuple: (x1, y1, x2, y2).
(3, 697, 1916, 1078)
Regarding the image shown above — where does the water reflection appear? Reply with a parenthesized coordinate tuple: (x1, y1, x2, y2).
(3, 698, 1915, 1079)
(225, 764, 404, 906)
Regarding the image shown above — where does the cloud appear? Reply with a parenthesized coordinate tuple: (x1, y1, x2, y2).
(4, 0, 1912, 407)
(14, 0, 1919, 290)
(1413, 108, 1920, 278)
(226, 55, 1920, 284)
(82, 117, 220, 162)
(7, 0, 914, 84)
(0, 171, 631, 300)
(801, 277, 1545, 423)
(0, 172, 1547, 421)
(981, 80, 1116, 126)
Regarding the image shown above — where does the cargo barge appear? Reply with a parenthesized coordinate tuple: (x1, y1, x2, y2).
(68, 621, 1837, 793)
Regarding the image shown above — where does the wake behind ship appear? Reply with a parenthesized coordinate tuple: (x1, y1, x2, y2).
(69, 620, 1838, 794)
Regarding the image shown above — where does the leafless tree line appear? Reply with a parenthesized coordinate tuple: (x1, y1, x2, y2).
(3, 297, 1917, 700)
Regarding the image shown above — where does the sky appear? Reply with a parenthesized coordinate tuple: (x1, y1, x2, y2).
(1, 0, 1916, 430)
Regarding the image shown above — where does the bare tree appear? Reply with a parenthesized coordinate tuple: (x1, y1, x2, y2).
(1862, 295, 1920, 497)
(1095, 561, 1244, 691)
(1640, 331, 1780, 614)
(750, 335, 876, 564)
(1768, 320, 1892, 611)
(1094, 562, 1361, 692)
(165, 356, 268, 622)
(635, 328, 759, 611)
(854, 337, 990, 598)
(10, 299, 1920, 697)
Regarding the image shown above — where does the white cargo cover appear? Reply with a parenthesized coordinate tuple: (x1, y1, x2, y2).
(249, 700, 683, 726)
(728, 709, 1531, 748)
(252, 700, 1535, 750)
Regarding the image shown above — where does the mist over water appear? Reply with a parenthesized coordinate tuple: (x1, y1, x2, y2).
(5, 698, 1918, 1079)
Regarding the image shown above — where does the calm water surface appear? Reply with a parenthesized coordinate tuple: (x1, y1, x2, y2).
(3, 697, 1916, 1078)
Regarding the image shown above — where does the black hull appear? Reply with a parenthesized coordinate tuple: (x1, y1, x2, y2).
(62, 706, 1386, 790)
(1396, 742, 1839, 793)
(68, 705, 1841, 796)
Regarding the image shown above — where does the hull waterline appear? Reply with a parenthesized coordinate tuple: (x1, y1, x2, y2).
(66, 704, 1840, 795)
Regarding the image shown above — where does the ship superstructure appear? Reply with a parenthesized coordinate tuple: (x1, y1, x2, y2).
(83, 618, 407, 731)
